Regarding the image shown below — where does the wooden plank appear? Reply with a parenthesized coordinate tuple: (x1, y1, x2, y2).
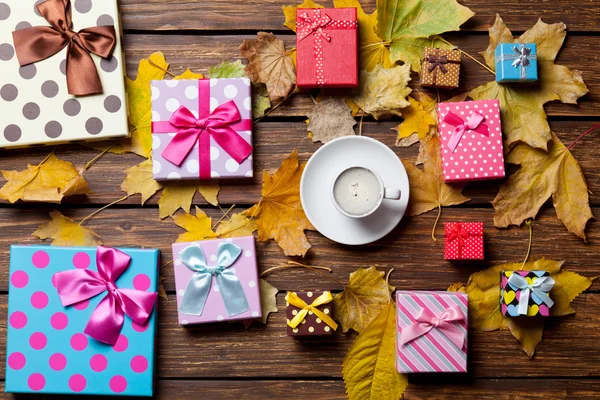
(0, 120, 598, 207)
(1, 292, 599, 379)
(121, 34, 600, 118)
(118, 0, 600, 33)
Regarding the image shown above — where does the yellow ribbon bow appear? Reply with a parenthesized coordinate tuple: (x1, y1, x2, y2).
(286, 291, 338, 331)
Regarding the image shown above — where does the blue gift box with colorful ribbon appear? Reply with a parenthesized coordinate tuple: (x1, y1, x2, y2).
(495, 43, 538, 82)
(5, 245, 159, 396)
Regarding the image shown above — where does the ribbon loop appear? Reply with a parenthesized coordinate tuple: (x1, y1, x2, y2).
(447, 223, 472, 259)
(178, 242, 250, 317)
(507, 273, 555, 315)
(285, 291, 338, 331)
(427, 55, 449, 74)
(297, 10, 333, 41)
(443, 110, 490, 152)
(399, 305, 466, 349)
(12, 0, 117, 95)
(54, 246, 158, 345)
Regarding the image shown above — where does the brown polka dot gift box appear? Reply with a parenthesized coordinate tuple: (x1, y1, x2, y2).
(0, 0, 128, 148)
(286, 291, 338, 336)
(421, 47, 461, 89)
(444, 222, 484, 260)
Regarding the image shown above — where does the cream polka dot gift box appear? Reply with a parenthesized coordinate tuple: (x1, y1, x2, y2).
(172, 236, 262, 325)
(151, 78, 253, 180)
(5, 245, 159, 396)
(0, 0, 128, 148)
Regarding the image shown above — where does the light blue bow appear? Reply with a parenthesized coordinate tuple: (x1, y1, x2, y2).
(178, 242, 250, 317)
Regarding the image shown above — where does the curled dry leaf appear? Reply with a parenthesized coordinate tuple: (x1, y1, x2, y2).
(172, 206, 217, 243)
(258, 279, 279, 324)
(394, 96, 436, 147)
(376, 0, 474, 72)
(240, 32, 296, 103)
(492, 132, 593, 240)
(33, 211, 102, 247)
(343, 302, 408, 400)
(450, 258, 593, 358)
(121, 159, 164, 205)
(0, 153, 91, 203)
(334, 266, 395, 333)
(244, 149, 314, 257)
(307, 97, 356, 143)
(402, 135, 470, 217)
(469, 15, 588, 150)
(352, 63, 412, 119)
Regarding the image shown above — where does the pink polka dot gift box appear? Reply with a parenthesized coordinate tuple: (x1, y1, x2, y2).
(151, 78, 253, 181)
(6, 245, 159, 396)
(0, 0, 129, 148)
(172, 236, 262, 325)
(437, 99, 505, 183)
(444, 222, 484, 260)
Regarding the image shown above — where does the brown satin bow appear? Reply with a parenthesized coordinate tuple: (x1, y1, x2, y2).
(427, 55, 449, 74)
(12, 0, 116, 96)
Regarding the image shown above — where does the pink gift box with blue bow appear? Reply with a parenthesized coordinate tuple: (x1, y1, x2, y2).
(438, 99, 505, 183)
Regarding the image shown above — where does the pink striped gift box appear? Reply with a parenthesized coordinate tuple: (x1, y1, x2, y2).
(396, 291, 468, 373)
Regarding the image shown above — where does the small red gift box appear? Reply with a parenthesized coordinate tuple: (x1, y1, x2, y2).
(296, 8, 358, 89)
(444, 222, 484, 260)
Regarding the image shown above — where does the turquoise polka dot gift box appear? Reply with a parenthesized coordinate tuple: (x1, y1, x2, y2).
(5, 245, 159, 396)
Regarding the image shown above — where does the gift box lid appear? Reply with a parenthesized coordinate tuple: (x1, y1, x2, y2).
(6, 245, 159, 396)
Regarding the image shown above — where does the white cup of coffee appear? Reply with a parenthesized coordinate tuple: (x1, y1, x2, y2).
(331, 166, 402, 218)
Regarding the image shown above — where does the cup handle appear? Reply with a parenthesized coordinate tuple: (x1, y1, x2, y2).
(383, 188, 401, 200)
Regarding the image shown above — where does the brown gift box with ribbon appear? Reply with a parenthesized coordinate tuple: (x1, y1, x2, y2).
(421, 47, 461, 89)
(286, 291, 338, 336)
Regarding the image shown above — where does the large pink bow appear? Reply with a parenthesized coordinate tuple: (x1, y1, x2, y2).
(297, 9, 333, 41)
(54, 246, 158, 345)
(443, 111, 489, 152)
(399, 305, 466, 349)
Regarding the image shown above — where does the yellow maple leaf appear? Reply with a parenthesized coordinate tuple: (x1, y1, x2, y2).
(121, 160, 164, 205)
(469, 15, 588, 150)
(492, 132, 593, 240)
(282, 0, 323, 32)
(343, 302, 408, 399)
(215, 213, 258, 238)
(0, 153, 91, 203)
(402, 135, 470, 217)
(244, 149, 314, 257)
(240, 32, 296, 103)
(451, 258, 593, 358)
(87, 52, 170, 158)
(172, 206, 217, 243)
(174, 69, 203, 80)
(376, 0, 473, 72)
(352, 63, 411, 119)
(33, 211, 102, 246)
(158, 181, 220, 219)
(333, 266, 395, 333)
(394, 96, 436, 147)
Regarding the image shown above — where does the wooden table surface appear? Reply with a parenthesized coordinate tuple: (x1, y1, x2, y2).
(2, 0, 600, 399)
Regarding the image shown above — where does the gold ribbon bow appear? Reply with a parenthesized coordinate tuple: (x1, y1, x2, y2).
(286, 291, 338, 331)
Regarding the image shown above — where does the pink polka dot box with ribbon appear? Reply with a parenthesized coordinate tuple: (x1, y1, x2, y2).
(6, 245, 159, 396)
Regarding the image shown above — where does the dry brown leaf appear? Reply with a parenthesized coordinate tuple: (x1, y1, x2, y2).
(0, 154, 91, 203)
(215, 213, 258, 238)
(333, 266, 395, 333)
(33, 211, 102, 246)
(307, 97, 356, 143)
(244, 149, 314, 257)
(492, 132, 593, 240)
(257, 279, 279, 324)
(402, 135, 470, 217)
(240, 32, 296, 102)
(172, 206, 218, 243)
(121, 159, 164, 205)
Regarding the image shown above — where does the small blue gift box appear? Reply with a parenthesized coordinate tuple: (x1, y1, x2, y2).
(5, 245, 159, 396)
(495, 43, 538, 82)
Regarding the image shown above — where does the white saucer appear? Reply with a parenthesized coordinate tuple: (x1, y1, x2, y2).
(300, 136, 410, 245)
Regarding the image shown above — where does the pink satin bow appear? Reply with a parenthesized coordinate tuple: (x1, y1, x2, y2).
(443, 111, 489, 152)
(161, 101, 253, 172)
(399, 305, 466, 349)
(297, 10, 333, 41)
(54, 246, 158, 345)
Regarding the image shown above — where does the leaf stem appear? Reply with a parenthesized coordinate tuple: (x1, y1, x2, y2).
(213, 204, 236, 230)
(385, 268, 394, 286)
(431, 205, 442, 241)
(148, 58, 175, 77)
(520, 219, 533, 269)
(439, 38, 495, 76)
(567, 123, 600, 150)
(261, 261, 346, 288)
(160, 259, 174, 270)
(358, 111, 364, 136)
(253, 87, 300, 124)
(85, 143, 117, 170)
(78, 195, 131, 226)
